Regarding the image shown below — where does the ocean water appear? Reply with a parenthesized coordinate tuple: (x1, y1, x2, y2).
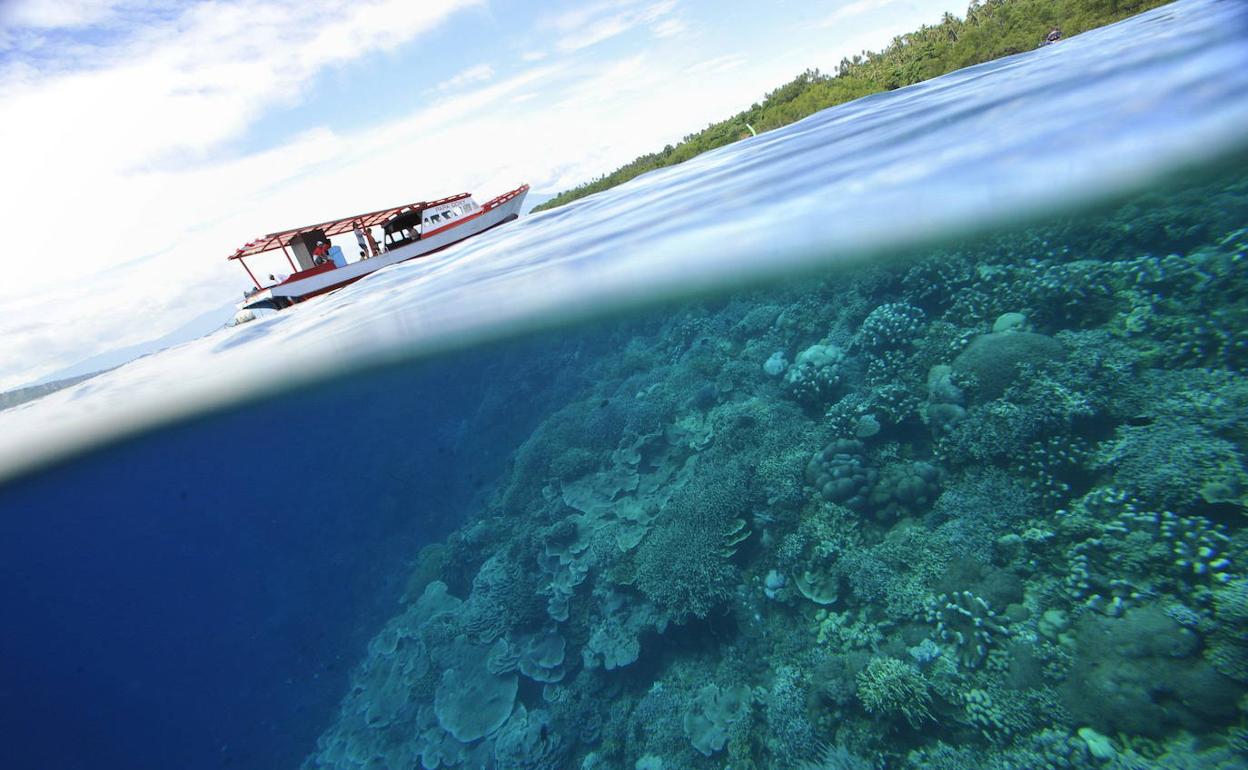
(2, 1, 1248, 769)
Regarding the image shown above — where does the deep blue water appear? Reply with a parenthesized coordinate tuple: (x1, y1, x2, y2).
(0, 338, 583, 770)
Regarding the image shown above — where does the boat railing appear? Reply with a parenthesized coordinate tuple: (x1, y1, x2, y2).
(483, 184, 530, 212)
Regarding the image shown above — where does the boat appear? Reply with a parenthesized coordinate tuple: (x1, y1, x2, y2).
(227, 184, 529, 322)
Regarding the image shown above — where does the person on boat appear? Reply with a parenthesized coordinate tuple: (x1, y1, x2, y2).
(326, 239, 347, 268)
(354, 222, 370, 257)
(1043, 27, 1062, 45)
(312, 240, 330, 264)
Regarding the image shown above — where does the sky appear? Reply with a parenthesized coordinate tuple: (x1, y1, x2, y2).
(0, 0, 967, 391)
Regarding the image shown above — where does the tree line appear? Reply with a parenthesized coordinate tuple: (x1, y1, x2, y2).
(532, 0, 1173, 213)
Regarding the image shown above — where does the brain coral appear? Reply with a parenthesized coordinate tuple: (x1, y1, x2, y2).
(952, 331, 1065, 399)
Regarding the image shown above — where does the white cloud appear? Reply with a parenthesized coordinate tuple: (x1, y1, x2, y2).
(0, 58, 586, 389)
(438, 63, 495, 91)
(0, 0, 128, 29)
(0, 0, 481, 388)
(550, 54, 651, 109)
(689, 54, 747, 76)
(546, 0, 678, 53)
(653, 17, 687, 38)
(819, 0, 904, 27)
(0, 0, 478, 292)
(0, 28, 790, 390)
(555, 16, 631, 52)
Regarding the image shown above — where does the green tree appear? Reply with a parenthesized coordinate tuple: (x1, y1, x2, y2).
(532, 0, 1174, 214)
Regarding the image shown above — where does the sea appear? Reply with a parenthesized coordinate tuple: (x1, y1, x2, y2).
(2, 1, 1247, 768)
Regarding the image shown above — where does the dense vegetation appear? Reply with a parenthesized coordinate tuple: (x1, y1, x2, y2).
(533, 0, 1174, 213)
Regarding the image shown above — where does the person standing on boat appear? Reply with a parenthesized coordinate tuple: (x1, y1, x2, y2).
(354, 221, 371, 258)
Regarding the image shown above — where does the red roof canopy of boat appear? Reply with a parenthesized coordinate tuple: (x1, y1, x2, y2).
(227, 192, 472, 260)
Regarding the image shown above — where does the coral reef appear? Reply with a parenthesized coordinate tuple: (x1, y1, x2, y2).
(1061, 606, 1241, 737)
(303, 175, 1248, 770)
(927, 590, 1010, 669)
(682, 683, 752, 756)
(856, 656, 932, 727)
(858, 302, 927, 352)
(1208, 578, 1248, 682)
(785, 342, 848, 408)
(806, 439, 877, 511)
(952, 331, 1065, 400)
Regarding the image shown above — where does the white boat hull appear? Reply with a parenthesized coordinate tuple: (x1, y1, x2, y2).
(238, 186, 527, 312)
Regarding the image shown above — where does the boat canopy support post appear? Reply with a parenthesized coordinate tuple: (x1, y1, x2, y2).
(280, 242, 297, 273)
(238, 256, 260, 289)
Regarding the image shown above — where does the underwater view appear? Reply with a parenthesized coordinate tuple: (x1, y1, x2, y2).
(300, 168, 1248, 770)
(2, 1, 1248, 769)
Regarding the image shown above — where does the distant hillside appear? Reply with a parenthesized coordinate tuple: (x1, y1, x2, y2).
(0, 371, 107, 413)
(533, 0, 1174, 213)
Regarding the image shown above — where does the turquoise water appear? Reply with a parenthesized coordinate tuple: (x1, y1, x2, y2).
(3, 1, 1248, 768)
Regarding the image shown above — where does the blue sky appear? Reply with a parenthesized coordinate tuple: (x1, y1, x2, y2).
(0, 0, 964, 390)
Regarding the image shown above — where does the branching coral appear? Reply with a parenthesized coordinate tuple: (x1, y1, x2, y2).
(762, 665, 818, 762)
(1064, 502, 1235, 613)
(855, 656, 932, 727)
(926, 591, 1010, 669)
(858, 302, 927, 351)
(634, 459, 750, 622)
(795, 743, 876, 770)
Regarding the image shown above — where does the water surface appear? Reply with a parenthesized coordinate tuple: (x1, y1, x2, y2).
(2, 2, 1247, 769)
